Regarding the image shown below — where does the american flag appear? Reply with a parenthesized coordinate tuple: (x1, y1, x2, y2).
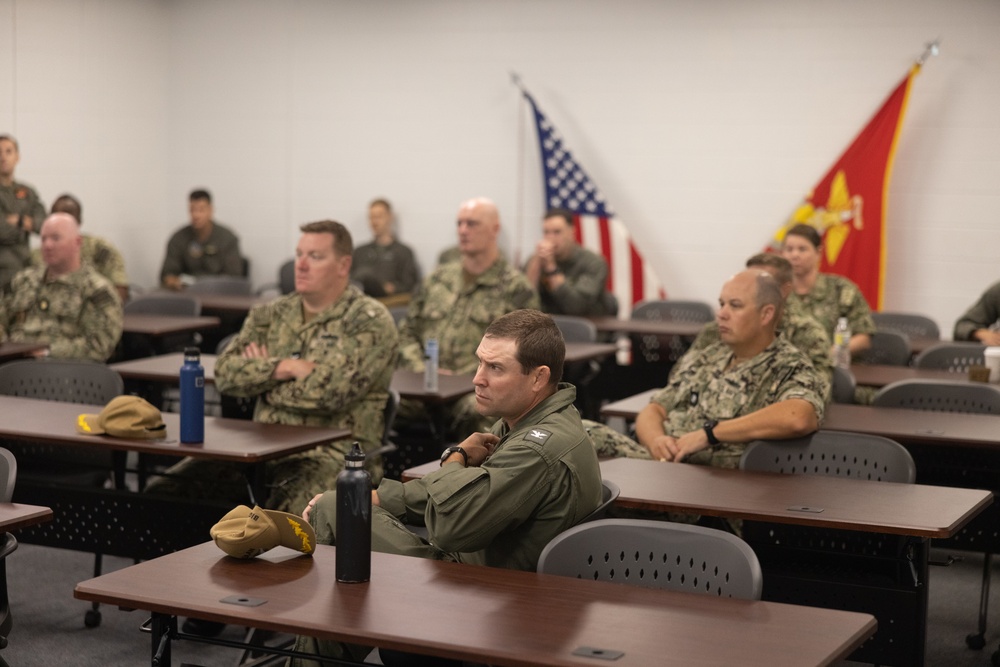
(522, 90, 666, 316)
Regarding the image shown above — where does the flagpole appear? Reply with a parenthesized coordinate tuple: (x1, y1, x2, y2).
(916, 39, 940, 67)
(511, 71, 528, 267)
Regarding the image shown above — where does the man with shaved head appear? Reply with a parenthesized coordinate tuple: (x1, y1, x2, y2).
(590, 268, 827, 468)
(0, 212, 122, 361)
(396, 197, 539, 440)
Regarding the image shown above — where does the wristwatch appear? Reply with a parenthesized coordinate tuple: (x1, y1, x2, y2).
(440, 445, 468, 467)
(703, 420, 720, 447)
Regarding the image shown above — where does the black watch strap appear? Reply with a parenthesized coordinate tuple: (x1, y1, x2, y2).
(703, 420, 720, 447)
(440, 445, 468, 467)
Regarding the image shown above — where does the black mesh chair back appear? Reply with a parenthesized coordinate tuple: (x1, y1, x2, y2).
(0, 359, 124, 477)
(914, 342, 985, 373)
(631, 300, 713, 365)
(186, 276, 252, 296)
(854, 331, 911, 366)
(873, 312, 941, 340)
(740, 430, 915, 483)
(873, 378, 1000, 414)
(537, 518, 762, 600)
(632, 300, 714, 324)
(831, 366, 856, 404)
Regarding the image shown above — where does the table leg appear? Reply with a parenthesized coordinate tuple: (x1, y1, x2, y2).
(150, 613, 175, 667)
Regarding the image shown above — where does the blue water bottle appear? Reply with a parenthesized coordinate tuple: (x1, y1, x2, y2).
(179, 347, 205, 444)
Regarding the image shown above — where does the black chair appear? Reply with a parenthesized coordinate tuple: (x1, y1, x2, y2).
(854, 331, 911, 367)
(578, 479, 621, 524)
(872, 312, 941, 340)
(0, 447, 16, 664)
(630, 300, 713, 359)
(874, 378, 1000, 649)
(0, 360, 123, 628)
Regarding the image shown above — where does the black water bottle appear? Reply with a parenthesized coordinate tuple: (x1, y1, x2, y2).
(179, 347, 205, 444)
(336, 442, 372, 582)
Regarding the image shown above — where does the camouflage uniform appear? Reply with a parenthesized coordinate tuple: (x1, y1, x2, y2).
(146, 286, 398, 514)
(32, 234, 128, 291)
(396, 257, 538, 438)
(0, 180, 45, 291)
(589, 336, 828, 468)
(788, 273, 876, 339)
(291, 384, 602, 665)
(689, 299, 833, 391)
(159, 222, 243, 282)
(531, 245, 611, 317)
(0, 264, 122, 361)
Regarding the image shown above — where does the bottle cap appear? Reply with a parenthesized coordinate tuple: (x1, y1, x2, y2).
(184, 346, 201, 359)
(346, 442, 365, 467)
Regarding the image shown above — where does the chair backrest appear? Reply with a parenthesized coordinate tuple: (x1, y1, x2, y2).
(873, 379, 1000, 415)
(0, 447, 16, 502)
(0, 359, 124, 404)
(186, 276, 252, 296)
(854, 331, 911, 366)
(550, 315, 597, 343)
(913, 342, 985, 373)
(631, 300, 714, 324)
(578, 479, 621, 524)
(739, 430, 915, 483)
(831, 366, 856, 404)
(873, 312, 941, 340)
(602, 291, 619, 318)
(537, 518, 762, 600)
(124, 294, 201, 317)
(279, 259, 295, 294)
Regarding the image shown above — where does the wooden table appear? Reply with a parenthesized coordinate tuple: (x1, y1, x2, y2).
(851, 363, 966, 388)
(0, 395, 348, 561)
(123, 313, 221, 337)
(401, 454, 990, 666)
(0, 342, 49, 362)
(75, 541, 876, 667)
(0, 503, 52, 533)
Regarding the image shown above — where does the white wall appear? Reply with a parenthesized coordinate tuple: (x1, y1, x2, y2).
(2, 0, 998, 337)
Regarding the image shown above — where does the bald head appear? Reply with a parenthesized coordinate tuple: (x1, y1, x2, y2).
(456, 196, 501, 262)
(40, 213, 83, 277)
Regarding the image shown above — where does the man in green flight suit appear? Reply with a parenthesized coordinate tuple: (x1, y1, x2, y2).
(291, 309, 603, 666)
(0, 134, 46, 292)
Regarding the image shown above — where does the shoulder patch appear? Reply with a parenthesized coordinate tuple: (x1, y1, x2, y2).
(523, 428, 553, 445)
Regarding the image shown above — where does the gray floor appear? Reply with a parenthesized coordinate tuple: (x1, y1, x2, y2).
(3, 543, 1000, 666)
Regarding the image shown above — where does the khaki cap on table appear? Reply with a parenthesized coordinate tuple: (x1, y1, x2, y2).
(210, 504, 316, 559)
(76, 395, 167, 439)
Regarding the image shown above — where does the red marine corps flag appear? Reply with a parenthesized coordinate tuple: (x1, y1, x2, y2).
(769, 53, 930, 310)
(517, 82, 666, 316)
